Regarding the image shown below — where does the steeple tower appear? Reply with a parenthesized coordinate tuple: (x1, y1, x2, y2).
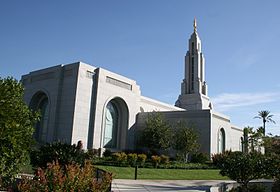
(176, 19, 212, 110)
(193, 18, 197, 33)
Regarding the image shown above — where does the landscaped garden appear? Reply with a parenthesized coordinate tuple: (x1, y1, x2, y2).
(21, 144, 280, 192)
(1, 77, 280, 192)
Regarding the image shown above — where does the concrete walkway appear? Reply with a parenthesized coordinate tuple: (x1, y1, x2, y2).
(111, 179, 234, 192)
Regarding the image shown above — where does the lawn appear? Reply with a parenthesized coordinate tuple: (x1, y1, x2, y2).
(97, 166, 228, 180)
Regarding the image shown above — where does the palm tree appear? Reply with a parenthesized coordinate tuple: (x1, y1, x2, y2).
(254, 110, 276, 135)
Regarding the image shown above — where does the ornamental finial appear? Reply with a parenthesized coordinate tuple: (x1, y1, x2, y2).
(193, 18, 197, 32)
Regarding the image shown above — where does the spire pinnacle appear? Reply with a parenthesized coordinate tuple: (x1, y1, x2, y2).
(193, 18, 197, 33)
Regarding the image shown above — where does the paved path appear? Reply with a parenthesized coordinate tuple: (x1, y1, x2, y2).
(111, 179, 234, 192)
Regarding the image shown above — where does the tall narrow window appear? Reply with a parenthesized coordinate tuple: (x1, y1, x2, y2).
(191, 57, 194, 90)
(104, 102, 118, 148)
(218, 128, 226, 153)
(192, 42, 194, 54)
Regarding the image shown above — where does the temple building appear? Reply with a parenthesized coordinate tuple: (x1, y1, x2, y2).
(22, 20, 243, 157)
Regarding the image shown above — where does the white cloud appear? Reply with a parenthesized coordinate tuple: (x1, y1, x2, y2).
(212, 92, 279, 112)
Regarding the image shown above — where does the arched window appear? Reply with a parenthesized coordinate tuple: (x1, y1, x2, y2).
(218, 128, 226, 153)
(103, 102, 118, 148)
(30, 92, 50, 144)
(36, 97, 49, 143)
(102, 97, 129, 150)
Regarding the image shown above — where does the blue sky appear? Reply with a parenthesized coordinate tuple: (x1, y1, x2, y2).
(1, 1, 279, 135)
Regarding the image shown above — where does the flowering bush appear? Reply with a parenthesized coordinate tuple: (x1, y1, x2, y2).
(160, 155, 169, 165)
(151, 155, 161, 168)
(127, 153, 138, 167)
(18, 160, 112, 192)
(112, 152, 127, 166)
(137, 154, 147, 167)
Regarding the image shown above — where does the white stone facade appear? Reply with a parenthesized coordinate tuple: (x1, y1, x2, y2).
(22, 62, 181, 150)
(22, 20, 243, 157)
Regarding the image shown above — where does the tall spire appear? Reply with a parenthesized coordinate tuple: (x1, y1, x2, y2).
(193, 18, 197, 33)
(175, 19, 212, 110)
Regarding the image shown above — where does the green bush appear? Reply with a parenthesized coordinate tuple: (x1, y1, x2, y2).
(18, 160, 112, 192)
(211, 150, 233, 167)
(137, 154, 147, 167)
(85, 148, 100, 159)
(30, 142, 85, 168)
(191, 153, 209, 163)
(264, 154, 280, 192)
(214, 151, 266, 191)
(127, 153, 138, 167)
(151, 155, 161, 168)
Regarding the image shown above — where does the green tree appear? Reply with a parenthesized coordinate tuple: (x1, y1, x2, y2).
(264, 136, 280, 156)
(172, 121, 200, 162)
(215, 151, 266, 192)
(243, 126, 264, 153)
(0, 77, 38, 187)
(254, 110, 276, 136)
(139, 113, 172, 153)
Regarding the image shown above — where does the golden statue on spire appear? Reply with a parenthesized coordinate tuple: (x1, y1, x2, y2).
(193, 18, 197, 32)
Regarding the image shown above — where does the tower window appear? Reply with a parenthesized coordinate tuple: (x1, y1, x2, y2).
(192, 42, 194, 54)
(191, 57, 194, 90)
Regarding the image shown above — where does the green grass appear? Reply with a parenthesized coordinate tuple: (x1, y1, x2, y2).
(97, 166, 228, 180)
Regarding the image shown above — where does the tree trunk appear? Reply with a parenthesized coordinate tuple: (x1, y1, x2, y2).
(263, 119, 266, 136)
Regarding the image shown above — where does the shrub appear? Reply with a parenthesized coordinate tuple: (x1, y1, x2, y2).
(160, 155, 169, 165)
(103, 149, 112, 157)
(112, 152, 127, 166)
(137, 154, 147, 167)
(212, 150, 233, 167)
(214, 151, 266, 191)
(191, 153, 209, 163)
(127, 153, 138, 167)
(30, 142, 85, 168)
(18, 160, 112, 192)
(151, 155, 161, 168)
(85, 148, 100, 159)
(264, 154, 280, 192)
